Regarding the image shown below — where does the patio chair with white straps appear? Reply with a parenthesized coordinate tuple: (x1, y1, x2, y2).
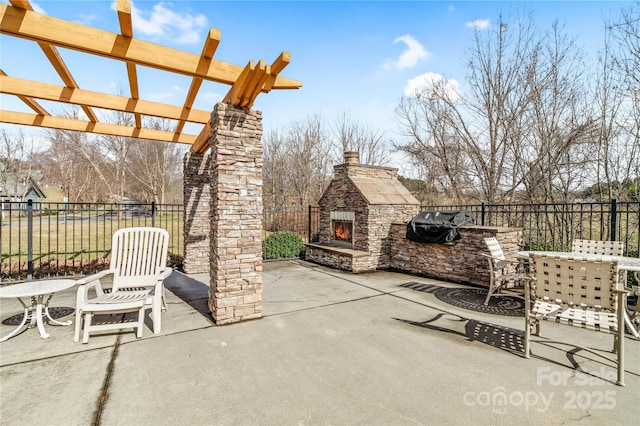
(481, 237, 527, 305)
(571, 239, 624, 256)
(524, 253, 627, 386)
(74, 227, 172, 343)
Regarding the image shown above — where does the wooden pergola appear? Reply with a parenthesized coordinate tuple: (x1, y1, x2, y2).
(0, 0, 302, 153)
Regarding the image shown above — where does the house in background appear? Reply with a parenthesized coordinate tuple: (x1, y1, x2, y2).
(0, 173, 46, 218)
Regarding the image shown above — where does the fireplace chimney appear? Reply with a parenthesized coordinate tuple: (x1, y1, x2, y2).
(344, 151, 359, 164)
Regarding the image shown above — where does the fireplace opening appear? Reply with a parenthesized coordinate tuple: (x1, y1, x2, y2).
(333, 220, 353, 244)
(329, 211, 355, 248)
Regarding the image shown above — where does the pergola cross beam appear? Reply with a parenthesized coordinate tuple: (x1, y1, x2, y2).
(115, 0, 141, 128)
(0, 0, 301, 152)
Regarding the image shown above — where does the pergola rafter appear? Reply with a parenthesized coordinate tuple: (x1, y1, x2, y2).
(0, 0, 301, 153)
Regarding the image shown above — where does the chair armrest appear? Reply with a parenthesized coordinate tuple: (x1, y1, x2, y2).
(480, 253, 524, 273)
(158, 268, 173, 280)
(479, 253, 521, 264)
(75, 270, 112, 285)
(75, 270, 114, 304)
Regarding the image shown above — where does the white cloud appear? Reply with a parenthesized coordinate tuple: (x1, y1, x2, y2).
(75, 14, 99, 26)
(201, 92, 223, 103)
(30, 2, 46, 14)
(404, 72, 459, 98)
(382, 34, 430, 71)
(466, 19, 490, 30)
(111, 1, 208, 44)
(148, 91, 174, 100)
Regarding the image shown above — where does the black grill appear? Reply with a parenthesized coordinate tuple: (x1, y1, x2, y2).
(406, 211, 474, 244)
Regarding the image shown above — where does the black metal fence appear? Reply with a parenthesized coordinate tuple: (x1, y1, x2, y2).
(1, 201, 183, 283)
(2, 200, 638, 282)
(421, 200, 640, 256)
(262, 205, 320, 243)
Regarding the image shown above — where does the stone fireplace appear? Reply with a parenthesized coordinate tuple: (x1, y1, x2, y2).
(301, 151, 524, 285)
(305, 151, 420, 272)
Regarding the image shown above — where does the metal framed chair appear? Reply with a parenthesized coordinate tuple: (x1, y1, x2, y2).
(481, 237, 527, 305)
(74, 227, 172, 343)
(524, 253, 628, 386)
(571, 239, 624, 256)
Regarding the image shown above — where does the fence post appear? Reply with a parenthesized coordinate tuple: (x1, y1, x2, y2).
(610, 199, 617, 241)
(27, 199, 33, 280)
(481, 202, 486, 226)
(151, 201, 156, 227)
(308, 205, 312, 243)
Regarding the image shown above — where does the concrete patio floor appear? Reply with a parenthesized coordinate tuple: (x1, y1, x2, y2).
(1, 259, 638, 425)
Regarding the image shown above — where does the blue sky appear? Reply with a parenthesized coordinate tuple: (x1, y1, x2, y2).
(0, 0, 631, 172)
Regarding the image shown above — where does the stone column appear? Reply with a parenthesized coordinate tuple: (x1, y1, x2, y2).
(209, 103, 263, 325)
(183, 151, 211, 274)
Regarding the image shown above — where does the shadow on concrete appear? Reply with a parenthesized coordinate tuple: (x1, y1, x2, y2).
(164, 272, 213, 324)
(395, 312, 525, 355)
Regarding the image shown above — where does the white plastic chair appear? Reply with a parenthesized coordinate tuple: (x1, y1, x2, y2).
(481, 237, 527, 305)
(571, 239, 624, 256)
(74, 227, 171, 343)
(524, 254, 627, 386)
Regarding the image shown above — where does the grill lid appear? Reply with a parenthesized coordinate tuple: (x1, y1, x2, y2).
(406, 211, 474, 244)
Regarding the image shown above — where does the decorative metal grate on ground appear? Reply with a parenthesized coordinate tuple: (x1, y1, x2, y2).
(400, 282, 525, 317)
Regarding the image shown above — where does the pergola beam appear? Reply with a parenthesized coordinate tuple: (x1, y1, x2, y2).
(0, 4, 301, 90)
(9, 1, 99, 123)
(1, 110, 197, 145)
(0, 75, 211, 123)
(0, 1, 301, 150)
(175, 28, 221, 135)
(115, 0, 142, 128)
(191, 123, 211, 154)
(0, 70, 49, 116)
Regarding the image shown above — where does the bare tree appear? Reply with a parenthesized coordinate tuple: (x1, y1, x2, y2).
(263, 129, 291, 206)
(396, 13, 537, 203)
(125, 119, 185, 205)
(44, 124, 108, 202)
(395, 84, 475, 203)
(0, 129, 39, 217)
(396, 12, 601, 204)
(332, 110, 391, 166)
(607, 2, 640, 201)
(98, 112, 135, 203)
(515, 21, 594, 202)
(585, 19, 633, 202)
(262, 113, 335, 206)
(285, 113, 334, 205)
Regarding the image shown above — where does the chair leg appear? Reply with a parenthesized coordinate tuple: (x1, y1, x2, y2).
(616, 300, 625, 386)
(484, 280, 495, 305)
(136, 307, 145, 338)
(152, 297, 162, 334)
(82, 313, 92, 344)
(524, 311, 531, 358)
(74, 310, 83, 343)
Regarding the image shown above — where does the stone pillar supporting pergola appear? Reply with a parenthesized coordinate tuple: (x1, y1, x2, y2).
(183, 103, 264, 325)
(209, 103, 265, 324)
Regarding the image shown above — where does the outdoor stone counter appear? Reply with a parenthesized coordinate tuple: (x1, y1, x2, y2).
(388, 224, 523, 287)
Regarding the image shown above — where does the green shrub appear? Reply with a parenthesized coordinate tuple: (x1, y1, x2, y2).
(262, 231, 304, 260)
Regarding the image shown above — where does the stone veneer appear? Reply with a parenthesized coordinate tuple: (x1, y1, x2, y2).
(208, 103, 263, 325)
(183, 151, 211, 274)
(305, 157, 420, 272)
(388, 224, 523, 287)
